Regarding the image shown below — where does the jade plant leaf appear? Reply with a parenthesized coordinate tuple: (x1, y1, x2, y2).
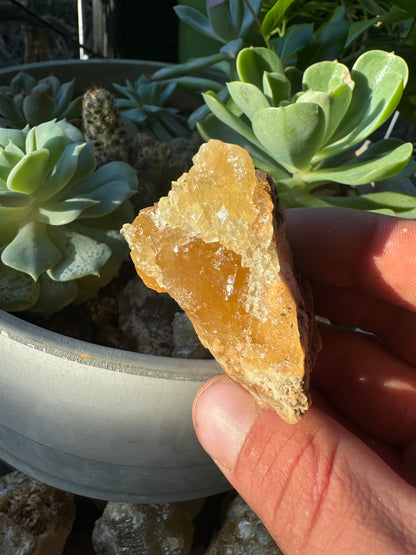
(252, 103, 326, 171)
(304, 140, 413, 186)
(227, 82, 270, 119)
(236, 47, 285, 89)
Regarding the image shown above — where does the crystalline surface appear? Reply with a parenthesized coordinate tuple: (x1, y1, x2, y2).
(122, 140, 315, 422)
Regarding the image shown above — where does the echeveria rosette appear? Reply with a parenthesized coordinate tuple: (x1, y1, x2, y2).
(0, 120, 138, 314)
(0, 72, 82, 128)
(199, 48, 416, 216)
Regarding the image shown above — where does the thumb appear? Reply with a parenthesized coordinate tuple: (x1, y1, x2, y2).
(192, 376, 416, 554)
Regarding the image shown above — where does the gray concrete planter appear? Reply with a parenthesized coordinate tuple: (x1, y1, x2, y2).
(0, 60, 228, 502)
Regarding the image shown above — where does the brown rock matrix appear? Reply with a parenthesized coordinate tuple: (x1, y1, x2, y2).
(0, 470, 75, 555)
(122, 139, 320, 423)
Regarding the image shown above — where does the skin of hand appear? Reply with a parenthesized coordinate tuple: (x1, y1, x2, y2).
(192, 207, 416, 554)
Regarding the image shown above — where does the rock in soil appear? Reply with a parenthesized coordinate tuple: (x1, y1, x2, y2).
(0, 470, 75, 555)
(92, 501, 194, 554)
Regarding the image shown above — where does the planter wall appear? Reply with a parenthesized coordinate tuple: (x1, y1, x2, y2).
(0, 60, 228, 502)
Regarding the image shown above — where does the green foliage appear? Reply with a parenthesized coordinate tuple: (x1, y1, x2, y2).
(199, 47, 416, 214)
(0, 72, 82, 128)
(113, 75, 191, 141)
(0, 120, 138, 314)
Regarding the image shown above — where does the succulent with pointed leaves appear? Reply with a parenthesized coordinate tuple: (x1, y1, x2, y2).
(0, 120, 138, 314)
(0, 71, 82, 128)
(113, 75, 190, 141)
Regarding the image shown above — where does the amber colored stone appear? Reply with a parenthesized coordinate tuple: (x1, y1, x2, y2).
(122, 140, 318, 423)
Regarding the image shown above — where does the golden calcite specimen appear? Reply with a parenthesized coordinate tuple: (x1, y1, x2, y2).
(121, 140, 319, 423)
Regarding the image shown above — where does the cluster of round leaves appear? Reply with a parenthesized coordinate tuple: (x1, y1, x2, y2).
(200, 47, 416, 216)
(0, 120, 138, 314)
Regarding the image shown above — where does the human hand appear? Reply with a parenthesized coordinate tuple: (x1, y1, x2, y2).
(192, 207, 416, 554)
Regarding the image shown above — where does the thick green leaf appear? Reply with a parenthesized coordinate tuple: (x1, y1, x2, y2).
(67, 161, 137, 201)
(0, 262, 39, 312)
(47, 227, 111, 281)
(7, 149, 49, 194)
(0, 128, 26, 150)
(1, 220, 62, 280)
(304, 140, 413, 186)
(271, 23, 314, 64)
(36, 198, 99, 225)
(298, 85, 352, 148)
(37, 143, 86, 202)
(0, 92, 26, 128)
(302, 59, 351, 93)
(227, 81, 269, 119)
(324, 51, 409, 155)
(236, 47, 284, 89)
(252, 103, 325, 172)
(29, 273, 78, 314)
(197, 112, 289, 180)
(202, 90, 265, 151)
(22, 90, 56, 126)
(262, 72, 291, 104)
(261, 0, 296, 39)
(345, 17, 380, 48)
(152, 52, 230, 81)
(173, 5, 221, 41)
(319, 191, 416, 211)
(208, 0, 239, 42)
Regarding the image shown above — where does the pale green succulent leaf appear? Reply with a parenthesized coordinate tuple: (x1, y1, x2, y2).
(302, 59, 351, 93)
(262, 72, 291, 105)
(237, 47, 285, 89)
(22, 89, 56, 126)
(7, 149, 49, 194)
(252, 103, 326, 172)
(47, 227, 111, 281)
(1, 220, 62, 280)
(318, 191, 416, 212)
(0, 128, 26, 150)
(152, 52, 230, 82)
(298, 85, 352, 148)
(227, 82, 270, 120)
(0, 261, 40, 312)
(202, 91, 265, 152)
(0, 142, 25, 180)
(304, 140, 413, 186)
(38, 143, 86, 201)
(36, 198, 99, 225)
(325, 51, 408, 153)
(63, 141, 96, 191)
(56, 120, 84, 143)
(78, 179, 138, 217)
(67, 161, 137, 201)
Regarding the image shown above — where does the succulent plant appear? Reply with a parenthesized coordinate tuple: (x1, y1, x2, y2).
(0, 119, 138, 314)
(113, 75, 190, 141)
(199, 47, 416, 216)
(0, 71, 82, 129)
(82, 87, 136, 167)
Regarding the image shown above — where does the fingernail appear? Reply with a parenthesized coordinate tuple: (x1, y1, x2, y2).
(193, 378, 258, 472)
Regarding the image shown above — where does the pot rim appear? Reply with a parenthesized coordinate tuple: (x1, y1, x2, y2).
(0, 309, 222, 382)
